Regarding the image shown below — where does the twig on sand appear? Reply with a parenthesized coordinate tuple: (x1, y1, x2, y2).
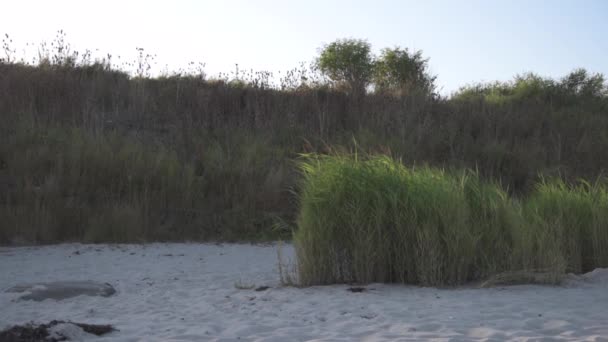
(479, 269, 563, 288)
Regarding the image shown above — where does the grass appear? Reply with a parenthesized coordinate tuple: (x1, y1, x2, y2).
(234, 279, 256, 290)
(0, 123, 198, 243)
(0, 121, 293, 243)
(293, 153, 608, 287)
(1, 33, 608, 260)
(524, 179, 608, 274)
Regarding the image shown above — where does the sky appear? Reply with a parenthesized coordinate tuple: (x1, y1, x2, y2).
(2, 0, 607, 94)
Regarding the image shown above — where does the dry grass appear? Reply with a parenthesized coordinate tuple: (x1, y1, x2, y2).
(0, 122, 293, 243)
(479, 269, 564, 288)
(0, 33, 607, 247)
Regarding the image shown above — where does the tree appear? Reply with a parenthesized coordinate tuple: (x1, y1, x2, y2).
(373, 47, 436, 97)
(559, 69, 606, 97)
(317, 38, 374, 95)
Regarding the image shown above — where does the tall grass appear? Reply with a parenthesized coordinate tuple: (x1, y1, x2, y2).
(1, 33, 607, 245)
(2, 60, 607, 196)
(525, 179, 608, 274)
(294, 153, 608, 286)
(0, 121, 293, 243)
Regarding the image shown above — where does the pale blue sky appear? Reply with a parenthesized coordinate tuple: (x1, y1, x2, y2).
(2, 0, 607, 94)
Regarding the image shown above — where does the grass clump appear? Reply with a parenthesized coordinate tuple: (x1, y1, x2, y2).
(294, 153, 524, 286)
(524, 179, 608, 274)
(294, 155, 475, 284)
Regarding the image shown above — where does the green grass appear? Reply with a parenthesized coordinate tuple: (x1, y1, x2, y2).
(524, 178, 608, 274)
(293, 153, 608, 286)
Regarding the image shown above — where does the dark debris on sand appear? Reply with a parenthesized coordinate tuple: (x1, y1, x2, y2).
(0, 320, 115, 342)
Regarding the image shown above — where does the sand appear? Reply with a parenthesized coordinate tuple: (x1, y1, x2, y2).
(1, 243, 608, 341)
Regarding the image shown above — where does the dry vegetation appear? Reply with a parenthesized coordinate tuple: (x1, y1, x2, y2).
(1, 32, 607, 254)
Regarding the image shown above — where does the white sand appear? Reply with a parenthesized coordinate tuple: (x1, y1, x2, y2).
(1, 243, 608, 341)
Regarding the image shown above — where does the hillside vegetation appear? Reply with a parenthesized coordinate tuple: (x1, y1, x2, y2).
(1, 33, 607, 245)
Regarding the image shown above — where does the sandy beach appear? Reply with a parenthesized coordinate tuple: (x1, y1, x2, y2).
(1, 243, 608, 341)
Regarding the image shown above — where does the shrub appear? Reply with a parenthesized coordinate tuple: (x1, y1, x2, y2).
(316, 38, 374, 95)
(373, 47, 436, 97)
